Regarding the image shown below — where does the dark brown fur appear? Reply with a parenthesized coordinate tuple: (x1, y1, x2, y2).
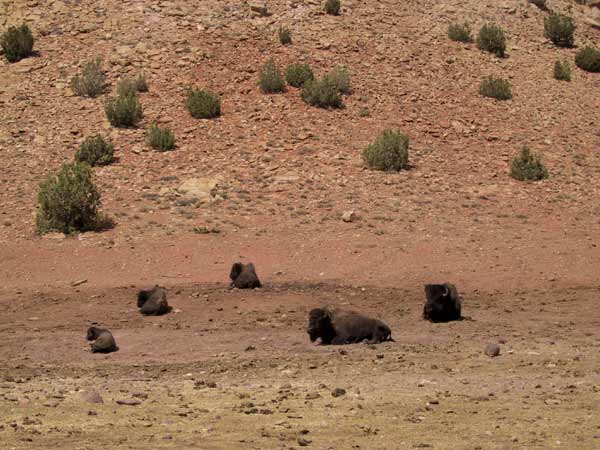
(229, 262, 262, 289)
(86, 326, 118, 353)
(423, 283, 462, 322)
(137, 285, 170, 315)
(307, 307, 393, 345)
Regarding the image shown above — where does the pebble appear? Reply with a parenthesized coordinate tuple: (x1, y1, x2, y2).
(116, 398, 141, 406)
(484, 343, 501, 357)
(331, 388, 346, 397)
(80, 390, 103, 404)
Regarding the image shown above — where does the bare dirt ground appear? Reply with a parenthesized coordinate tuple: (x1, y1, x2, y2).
(2, 0, 600, 448)
(1, 285, 600, 449)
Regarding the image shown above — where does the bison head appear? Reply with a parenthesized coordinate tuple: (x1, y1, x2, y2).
(229, 263, 244, 284)
(86, 326, 102, 341)
(423, 283, 461, 322)
(307, 308, 336, 344)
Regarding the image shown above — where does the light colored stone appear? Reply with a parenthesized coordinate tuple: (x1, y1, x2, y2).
(485, 343, 501, 357)
(249, 1, 269, 16)
(177, 177, 221, 201)
(80, 390, 103, 404)
(342, 211, 357, 223)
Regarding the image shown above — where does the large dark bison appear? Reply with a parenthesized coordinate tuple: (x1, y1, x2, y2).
(86, 326, 118, 353)
(307, 307, 393, 345)
(423, 283, 461, 322)
(137, 285, 170, 315)
(230, 262, 262, 289)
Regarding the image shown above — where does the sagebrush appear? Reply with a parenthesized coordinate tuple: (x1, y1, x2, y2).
(117, 73, 148, 96)
(329, 65, 351, 94)
(477, 24, 506, 57)
(147, 124, 175, 151)
(553, 60, 571, 81)
(300, 76, 342, 108)
(362, 130, 409, 172)
(259, 58, 285, 93)
(75, 135, 114, 166)
(510, 147, 549, 181)
(71, 59, 106, 98)
(285, 63, 314, 88)
(448, 23, 472, 43)
(105, 92, 143, 127)
(279, 27, 292, 45)
(35, 162, 103, 235)
(479, 77, 512, 100)
(186, 89, 221, 119)
(544, 12, 575, 48)
(1, 23, 34, 63)
(575, 46, 600, 72)
(325, 0, 341, 15)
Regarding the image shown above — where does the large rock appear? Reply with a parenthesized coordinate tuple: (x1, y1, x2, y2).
(249, 1, 270, 16)
(80, 390, 103, 404)
(177, 177, 221, 202)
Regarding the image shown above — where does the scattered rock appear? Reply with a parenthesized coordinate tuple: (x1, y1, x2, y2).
(249, 1, 270, 16)
(484, 343, 501, 357)
(80, 390, 103, 404)
(177, 177, 221, 202)
(342, 210, 357, 222)
(298, 437, 312, 446)
(331, 388, 346, 397)
(116, 398, 141, 406)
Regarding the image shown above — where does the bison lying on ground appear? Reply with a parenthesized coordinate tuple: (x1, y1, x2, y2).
(307, 307, 393, 345)
(230, 262, 262, 289)
(86, 326, 118, 353)
(423, 283, 461, 322)
(137, 285, 170, 315)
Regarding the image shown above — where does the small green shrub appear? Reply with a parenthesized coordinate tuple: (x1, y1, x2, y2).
(259, 58, 285, 93)
(544, 12, 575, 48)
(553, 60, 571, 81)
(75, 135, 114, 166)
(329, 65, 351, 94)
(147, 123, 175, 151)
(186, 88, 221, 119)
(529, 0, 548, 10)
(479, 77, 512, 100)
(285, 63, 314, 87)
(35, 162, 102, 235)
(477, 24, 506, 57)
(448, 23, 472, 43)
(359, 107, 370, 117)
(1, 23, 34, 63)
(279, 27, 292, 45)
(575, 46, 600, 72)
(116, 73, 148, 96)
(510, 147, 549, 181)
(105, 92, 143, 127)
(362, 130, 409, 172)
(325, 0, 341, 15)
(300, 76, 342, 108)
(71, 59, 106, 98)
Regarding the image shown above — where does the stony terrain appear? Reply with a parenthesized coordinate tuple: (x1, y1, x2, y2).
(1, 0, 600, 448)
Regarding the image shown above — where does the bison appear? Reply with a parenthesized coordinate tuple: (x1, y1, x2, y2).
(137, 285, 170, 315)
(230, 262, 262, 289)
(86, 326, 118, 353)
(307, 307, 393, 345)
(423, 283, 461, 322)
